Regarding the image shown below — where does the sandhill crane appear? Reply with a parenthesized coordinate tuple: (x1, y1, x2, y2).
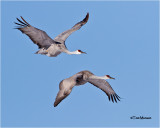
(14, 13, 89, 57)
(54, 70, 121, 107)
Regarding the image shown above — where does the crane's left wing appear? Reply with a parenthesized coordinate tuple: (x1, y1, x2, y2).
(88, 79, 120, 103)
(54, 89, 72, 107)
(54, 73, 83, 107)
(54, 13, 89, 44)
(15, 16, 55, 49)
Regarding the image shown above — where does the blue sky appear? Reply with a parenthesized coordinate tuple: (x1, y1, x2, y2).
(1, 1, 159, 127)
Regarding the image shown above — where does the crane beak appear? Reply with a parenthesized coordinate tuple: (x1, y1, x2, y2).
(110, 77, 115, 80)
(81, 51, 87, 54)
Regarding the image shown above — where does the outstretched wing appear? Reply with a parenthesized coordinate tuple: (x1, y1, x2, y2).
(54, 13, 89, 44)
(54, 73, 83, 107)
(15, 16, 54, 49)
(88, 79, 120, 103)
(54, 89, 72, 107)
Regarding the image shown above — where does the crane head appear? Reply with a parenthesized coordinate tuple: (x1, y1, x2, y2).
(106, 75, 115, 79)
(77, 50, 87, 54)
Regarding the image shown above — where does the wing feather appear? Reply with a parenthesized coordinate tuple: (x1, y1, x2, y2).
(54, 73, 83, 107)
(15, 17, 54, 49)
(54, 90, 71, 107)
(14, 22, 26, 26)
(54, 13, 89, 44)
(88, 79, 120, 103)
(16, 18, 28, 25)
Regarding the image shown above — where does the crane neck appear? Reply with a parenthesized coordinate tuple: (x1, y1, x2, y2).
(90, 75, 108, 80)
(63, 49, 80, 55)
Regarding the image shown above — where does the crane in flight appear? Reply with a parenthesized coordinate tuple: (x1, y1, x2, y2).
(15, 13, 89, 57)
(54, 70, 121, 107)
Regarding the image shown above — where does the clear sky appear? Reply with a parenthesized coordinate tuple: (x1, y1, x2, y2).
(1, 1, 159, 127)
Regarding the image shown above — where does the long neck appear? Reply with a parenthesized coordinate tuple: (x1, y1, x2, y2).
(90, 75, 108, 80)
(63, 49, 79, 55)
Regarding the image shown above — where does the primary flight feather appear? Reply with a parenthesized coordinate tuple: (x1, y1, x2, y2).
(15, 13, 89, 57)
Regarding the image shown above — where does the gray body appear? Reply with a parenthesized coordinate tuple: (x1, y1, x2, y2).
(54, 70, 121, 107)
(15, 13, 89, 57)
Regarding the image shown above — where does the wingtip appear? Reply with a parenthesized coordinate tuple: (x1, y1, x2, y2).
(83, 12, 89, 23)
(110, 95, 114, 103)
(113, 95, 117, 103)
(115, 94, 121, 101)
(53, 102, 58, 107)
(16, 17, 21, 23)
(86, 12, 89, 19)
(108, 94, 121, 103)
(20, 16, 30, 25)
(20, 16, 24, 20)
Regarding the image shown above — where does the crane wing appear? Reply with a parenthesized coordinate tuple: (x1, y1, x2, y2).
(88, 79, 120, 103)
(54, 89, 72, 107)
(54, 73, 83, 107)
(15, 16, 55, 49)
(54, 13, 89, 44)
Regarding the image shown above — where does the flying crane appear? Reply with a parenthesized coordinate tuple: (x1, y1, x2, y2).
(15, 13, 89, 57)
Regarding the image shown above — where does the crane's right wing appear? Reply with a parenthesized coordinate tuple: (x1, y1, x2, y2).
(88, 79, 121, 103)
(15, 16, 54, 49)
(54, 13, 89, 44)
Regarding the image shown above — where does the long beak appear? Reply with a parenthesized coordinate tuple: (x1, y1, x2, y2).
(82, 51, 87, 54)
(110, 77, 115, 80)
